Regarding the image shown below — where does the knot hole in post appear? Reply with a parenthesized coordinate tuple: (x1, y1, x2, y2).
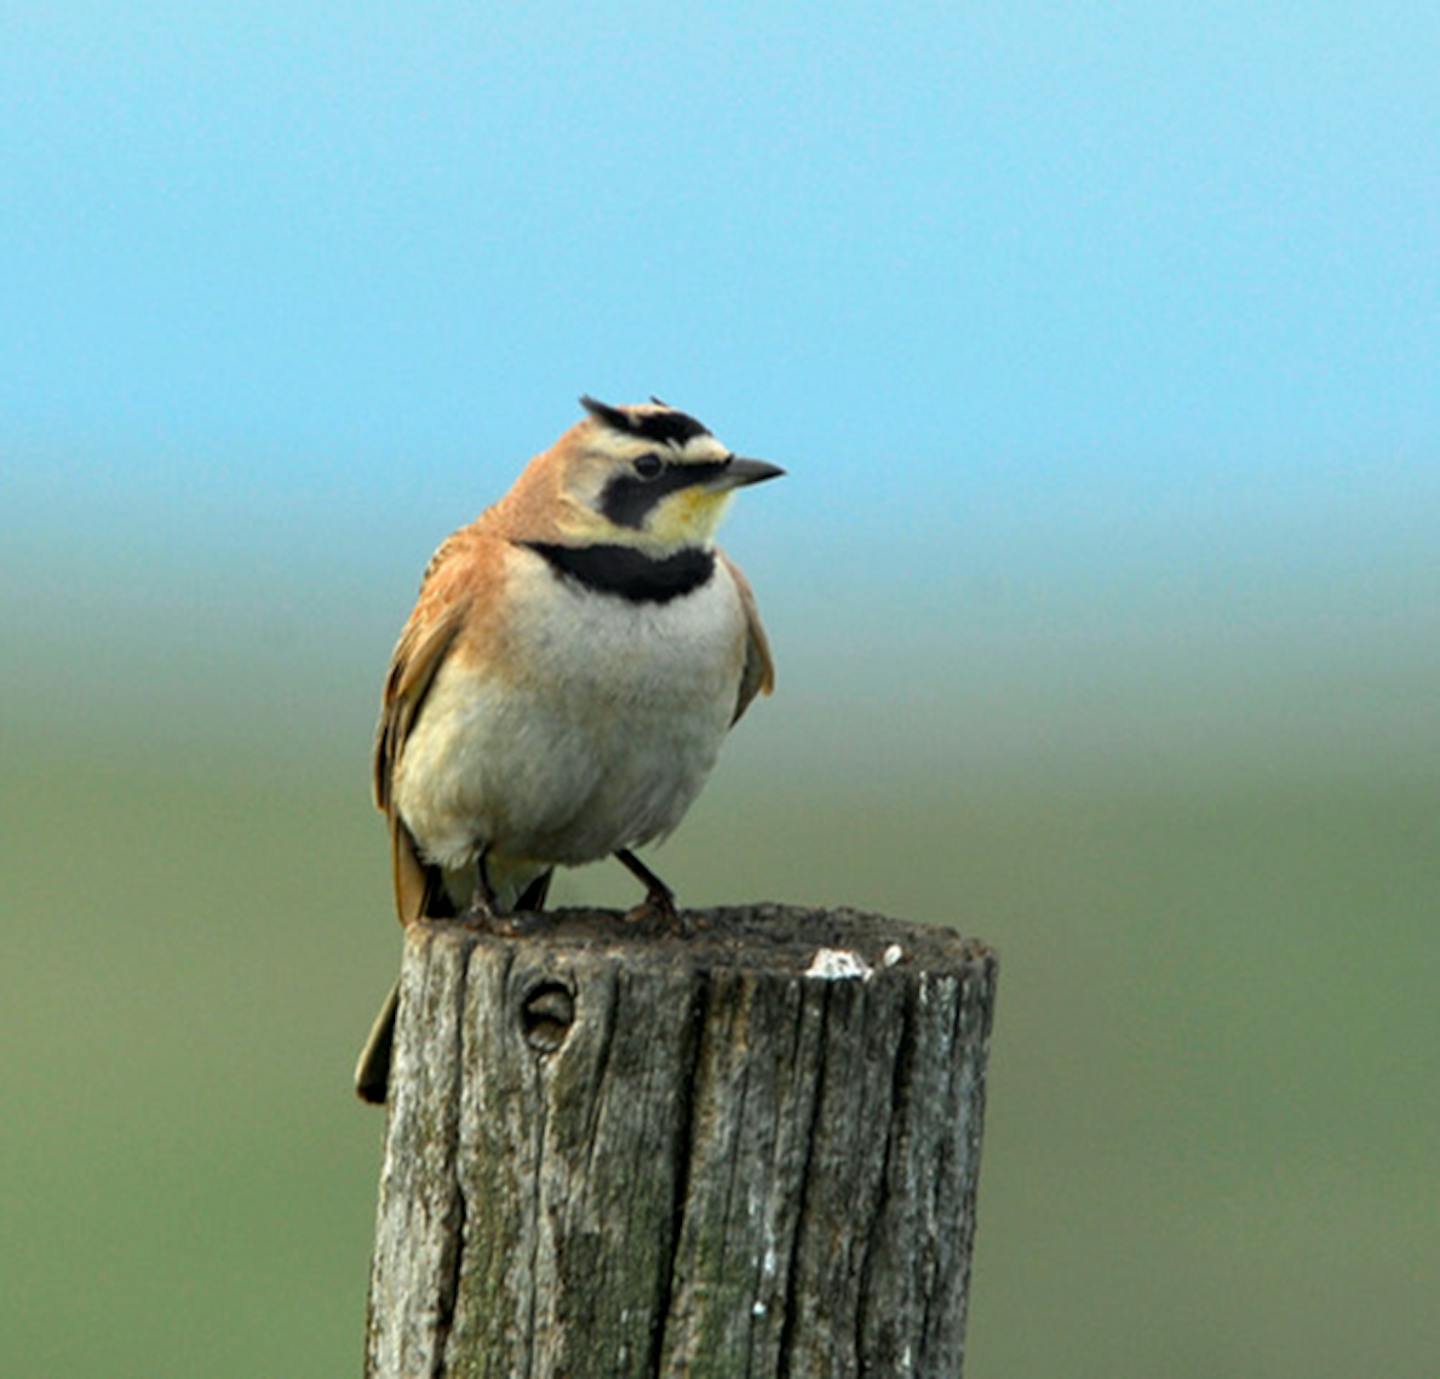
(520, 979, 576, 1054)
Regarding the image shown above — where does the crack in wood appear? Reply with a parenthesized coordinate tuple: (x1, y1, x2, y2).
(775, 983, 830, 1379)
(916, 977, 954, 1371)
(648, 971, 709, 1376)
(431, 939, 471, 1377)
(855, 980, 917, 1367)
(523, 978, 548, 1379)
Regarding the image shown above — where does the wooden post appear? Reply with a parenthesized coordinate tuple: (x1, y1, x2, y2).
(364, 904, 998, 1379)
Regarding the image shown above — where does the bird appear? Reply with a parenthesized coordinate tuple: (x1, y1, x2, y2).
(354, 396, 783, 1102)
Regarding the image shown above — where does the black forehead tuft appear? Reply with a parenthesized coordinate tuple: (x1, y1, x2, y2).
(580, 395, 711, 446)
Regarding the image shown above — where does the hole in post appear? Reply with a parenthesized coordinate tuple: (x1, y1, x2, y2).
(521, 980, 575, 1053)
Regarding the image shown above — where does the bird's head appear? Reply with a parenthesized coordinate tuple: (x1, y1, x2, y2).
(536, 396, 783, 553)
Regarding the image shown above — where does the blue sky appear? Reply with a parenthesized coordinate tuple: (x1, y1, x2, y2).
(4, 1, 1437, 767)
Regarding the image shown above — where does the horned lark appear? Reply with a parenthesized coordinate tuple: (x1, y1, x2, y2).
(354, 396, 782, 1101)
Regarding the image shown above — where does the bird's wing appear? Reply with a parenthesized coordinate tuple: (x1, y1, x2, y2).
(373, 588, 470, 926)
(720, 552, 775, 724)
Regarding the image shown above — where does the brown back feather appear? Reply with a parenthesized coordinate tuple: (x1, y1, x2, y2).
(720, 552, 775, 724)
(373, 586, 471, 925)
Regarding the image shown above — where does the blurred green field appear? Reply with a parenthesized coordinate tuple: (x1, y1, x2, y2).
(3, 690, 1437, 1377)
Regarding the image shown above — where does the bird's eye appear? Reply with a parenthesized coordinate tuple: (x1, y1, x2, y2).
(633, 454, 663, 479)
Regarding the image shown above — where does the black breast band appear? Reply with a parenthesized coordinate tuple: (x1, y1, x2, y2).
(520, 542, 716, 604)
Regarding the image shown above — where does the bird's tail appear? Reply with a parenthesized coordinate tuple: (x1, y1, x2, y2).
(354, 983, 399, 1105)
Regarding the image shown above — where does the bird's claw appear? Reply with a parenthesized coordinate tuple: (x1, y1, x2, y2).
(623, 892, 690, 936)
(460, 901, 539, 938)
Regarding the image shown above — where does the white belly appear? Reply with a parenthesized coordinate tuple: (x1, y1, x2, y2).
(394, 562, 745, 871)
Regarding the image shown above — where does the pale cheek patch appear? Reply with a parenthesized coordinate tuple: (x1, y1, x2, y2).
(650, 489, 733, 545)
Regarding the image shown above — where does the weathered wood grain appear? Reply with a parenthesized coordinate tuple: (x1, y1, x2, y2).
(364, 904, 998, 1379)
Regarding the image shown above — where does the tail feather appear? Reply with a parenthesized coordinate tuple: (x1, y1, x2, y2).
(354, 982, 399, 1105)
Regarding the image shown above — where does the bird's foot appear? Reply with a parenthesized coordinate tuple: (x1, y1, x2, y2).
(623, 889, 690, 936)
(614, 849, 688, 935)
(460, 899, 540, 938)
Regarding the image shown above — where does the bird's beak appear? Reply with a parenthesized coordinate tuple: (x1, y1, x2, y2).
(715, 457, 786, 490)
